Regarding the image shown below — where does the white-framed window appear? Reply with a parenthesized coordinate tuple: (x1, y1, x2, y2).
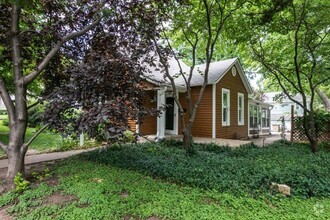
(238, 93, 244, 125)
(222, 88, 230, 126)
(249, 104, 258, 128)
(261, 108, 269, 128)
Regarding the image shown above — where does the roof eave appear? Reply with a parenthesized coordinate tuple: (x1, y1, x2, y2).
(213, 58, 253, 95)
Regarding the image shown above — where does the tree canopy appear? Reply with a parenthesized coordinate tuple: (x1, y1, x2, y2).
(0, 0, 169, 183)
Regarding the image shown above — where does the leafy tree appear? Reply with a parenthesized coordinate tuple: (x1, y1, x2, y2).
(154, 0, 249, 154)
(0, 0, 166, 184)
(316, 87, 330, 111)
(248, 0, 330, 152)
(42, 33, 157, 144)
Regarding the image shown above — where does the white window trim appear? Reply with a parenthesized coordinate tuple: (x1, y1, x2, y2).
(238, 93, 244, 125)
(212, 84, 216, 138)
(261, 108, 269, 128)
(222, 88, 230, 126)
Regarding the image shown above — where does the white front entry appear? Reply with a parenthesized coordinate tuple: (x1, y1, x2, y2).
(165, 94, 178, 135)
(156, 87, 166, 139)
(156, 89, 179, 139)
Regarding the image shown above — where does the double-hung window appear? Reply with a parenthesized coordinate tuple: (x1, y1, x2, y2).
(238, 93, 244, 125)
(222, 88, 230, 126)
(261, 108, 269, 128)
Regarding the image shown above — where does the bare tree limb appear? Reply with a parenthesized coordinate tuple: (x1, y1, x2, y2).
(27, 100, 40, 110)
(313, 77, 330, 89)
(22, 124, 48, 152)
(252, 44, 310, 112)
(23, 17, 102, 85)
(181, 29, 198, 115)
(19, 30, 42, 37)
(154, 40, 188, 131)
(292, 1, 308, 108)
(316, 88, 330, 111)
(0, 76, 15, 122)
(253, 41, 302, 93)
(0, 141, 7, 152)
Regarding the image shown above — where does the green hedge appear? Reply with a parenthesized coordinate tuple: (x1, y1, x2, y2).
(81, 140, 330, 198)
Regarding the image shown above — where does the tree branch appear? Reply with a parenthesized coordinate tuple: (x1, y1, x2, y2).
(27, 100, 40, 110)
(252, 44, 309, 112)
(292, 1, 308, 107)
(0, 141, 7, 152)
(253, 41, 302, 93)
(0, 76, 15, 122)
(313, 77, 330, 89)
(22, 124, 48, 152)
(23, 17, 102, 85)
(19, 30, 42, 37)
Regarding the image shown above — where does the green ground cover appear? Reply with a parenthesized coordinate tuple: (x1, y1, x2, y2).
(85, 140, 330, 198)
(0, 115, 95, 158)
(1, 141, 329, 219)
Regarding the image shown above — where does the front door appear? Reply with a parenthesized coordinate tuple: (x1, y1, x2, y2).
(165, 97, 175, 132)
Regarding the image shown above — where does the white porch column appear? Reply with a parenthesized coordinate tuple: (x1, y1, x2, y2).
(156, 86, 166, 140)
(212, 84, 216, 138)
(268, 108, 272, 134)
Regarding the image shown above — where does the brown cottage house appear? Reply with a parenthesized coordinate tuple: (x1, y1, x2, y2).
(129, 57, 272, 140)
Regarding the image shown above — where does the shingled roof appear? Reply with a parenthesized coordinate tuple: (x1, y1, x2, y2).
(143, 56, 253, 94)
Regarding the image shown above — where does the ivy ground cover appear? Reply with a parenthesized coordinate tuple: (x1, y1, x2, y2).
(0, 140, 329, 219)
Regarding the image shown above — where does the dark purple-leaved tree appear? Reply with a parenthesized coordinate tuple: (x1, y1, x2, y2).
(0, 0, 168, 184)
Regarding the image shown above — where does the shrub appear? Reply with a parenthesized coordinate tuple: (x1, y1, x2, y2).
(14, 173, 30, 193)
(294, 110, 330, 138)
(82, 141, 330, 198)
(122, 130, 135, 143)
(28, 104, 45, 128)
(59, 136, 78, 151)
(2, 118, 9, 127)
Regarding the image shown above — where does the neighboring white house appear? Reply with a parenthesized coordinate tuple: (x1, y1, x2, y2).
(263, 92, 309, 132)
(0, 96, 15, 112)
(0, 97, 6, 111)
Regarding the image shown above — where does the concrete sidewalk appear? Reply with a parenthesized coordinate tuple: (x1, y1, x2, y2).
(0, 148, 95, 169)
(144, 134, 283, 147)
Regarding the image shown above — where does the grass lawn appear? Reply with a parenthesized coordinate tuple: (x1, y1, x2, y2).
(1, 141, 329, 219)
(0, 115, 95, 158)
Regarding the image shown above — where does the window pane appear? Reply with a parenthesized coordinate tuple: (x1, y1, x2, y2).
(249, 116, 254, 128)
(223, 108, 227, 122)
(223, 93, 227, 107)
(253, 106, 257, 116)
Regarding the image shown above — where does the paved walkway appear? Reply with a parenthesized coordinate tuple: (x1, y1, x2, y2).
(143, 134, 283, 147)
(194, 134, 282, 147)
(0, 149, 94, 169)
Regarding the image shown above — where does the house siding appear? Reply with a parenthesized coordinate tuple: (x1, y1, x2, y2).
(127, 118, 137, 133)
(139, 90, 158, 135)
(128, 90, 157, 135)
(131, 65, 250, 139)
(216, 66, 249, 139)
(178, 85, 213, 137)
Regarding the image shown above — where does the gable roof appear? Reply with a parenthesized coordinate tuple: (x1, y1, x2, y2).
(263, 92, 309, 103)
(143, 56, 253, 94)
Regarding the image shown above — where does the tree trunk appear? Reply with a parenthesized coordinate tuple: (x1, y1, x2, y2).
(182, 128, 195, 155)
(6, 122, 28, 183)
(310, 139, 318, 153)
(4, 3, 28, 184)
(308, 111, 318, 153)
(6, 147, 25, 183)
(302, 108, 318, 153)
